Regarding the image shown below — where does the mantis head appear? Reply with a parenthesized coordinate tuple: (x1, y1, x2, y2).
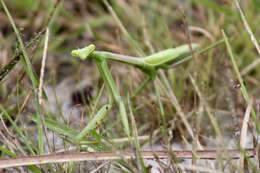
(71, 44, 96, 60)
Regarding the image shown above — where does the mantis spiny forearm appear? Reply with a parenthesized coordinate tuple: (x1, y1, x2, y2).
(73, 46, 130, 140)
(71, 43, 198, 140)
(75, 103, 111, 141)
(95, 59, 130, 136)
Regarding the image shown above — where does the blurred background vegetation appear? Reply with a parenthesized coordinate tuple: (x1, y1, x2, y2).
(0, 0, 259, 172)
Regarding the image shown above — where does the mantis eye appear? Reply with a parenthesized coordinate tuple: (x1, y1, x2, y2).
(71, 44, 96, 60)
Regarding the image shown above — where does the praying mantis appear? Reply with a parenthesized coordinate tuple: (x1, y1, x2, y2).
(71, 43, 199, 141)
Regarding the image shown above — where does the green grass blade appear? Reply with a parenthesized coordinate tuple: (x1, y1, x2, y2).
(0, 56, 20, 82)
(222, 30, 260, 134)
(154, 79, 167, 134)
(0, 0, 39, 87)
(189, 75, 222, 138)
(172, 38, 226, 67)
(102, 0, 145, 56)
(0, 106, 35, 154)
(0, 146, 42, 173)
(0, 0, 61, 83)
(127, 93, 147, 173)
(41, 118, 78, 139)
(0, 0, 44, 154)
(190, 0, 234, 16)
(96, 60, 130, 137)
(0, 146, 16, 157)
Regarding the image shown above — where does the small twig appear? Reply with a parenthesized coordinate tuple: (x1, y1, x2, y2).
(0, 149, 255, 169)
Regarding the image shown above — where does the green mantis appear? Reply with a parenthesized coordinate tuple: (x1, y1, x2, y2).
(71, 43, 199, 141)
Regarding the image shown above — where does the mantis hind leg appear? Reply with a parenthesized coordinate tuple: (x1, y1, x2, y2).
(132, 72, 156, 98)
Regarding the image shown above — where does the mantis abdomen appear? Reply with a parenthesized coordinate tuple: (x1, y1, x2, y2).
(143, 44, 199, 68)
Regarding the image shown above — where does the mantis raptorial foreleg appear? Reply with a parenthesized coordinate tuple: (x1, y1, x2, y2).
(95, 59, 130, 136)
(132, 72, 156, 97)
(75, 103, 112, 141)
(74, 57, 130, 141)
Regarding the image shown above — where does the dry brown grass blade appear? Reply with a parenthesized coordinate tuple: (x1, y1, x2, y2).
(178, 164, 222, 173)
(241, 58, 260, 76)
(240, 98, 253, 171)
(189, 75, 222, 138)
(0, 0, 62, 82)
(236, 0, 260, 76)
(0, 149, 255, 169)
(38, 28, 49, 106)
(235, 0, 260, 55)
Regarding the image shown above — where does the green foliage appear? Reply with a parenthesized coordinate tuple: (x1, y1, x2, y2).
(0, 0, 259, 171)
(8, 0, 39, 11)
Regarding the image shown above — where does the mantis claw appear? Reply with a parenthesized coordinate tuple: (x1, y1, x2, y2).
(75, 103, 111, 142)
